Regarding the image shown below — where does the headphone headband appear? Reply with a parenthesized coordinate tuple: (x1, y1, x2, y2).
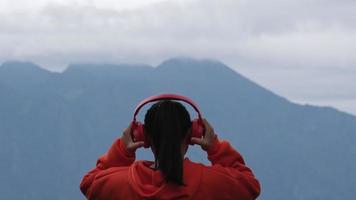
(133, 93, 202, 122)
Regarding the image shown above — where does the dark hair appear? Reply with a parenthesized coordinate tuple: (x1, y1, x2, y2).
(144, 100, 191, 185)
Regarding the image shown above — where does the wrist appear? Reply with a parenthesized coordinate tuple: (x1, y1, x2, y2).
(206, 134, 219, 153)
(205, 134, 218, 151)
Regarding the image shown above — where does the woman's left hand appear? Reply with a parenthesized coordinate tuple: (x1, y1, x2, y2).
(121, 123, 145, 154)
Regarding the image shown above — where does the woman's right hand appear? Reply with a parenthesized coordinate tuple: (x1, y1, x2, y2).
(191, 118, 218, 151)
(121, 123, 145, 155)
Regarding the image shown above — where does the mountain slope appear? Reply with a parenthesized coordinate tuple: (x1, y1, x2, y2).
(0, 58, 355, 200)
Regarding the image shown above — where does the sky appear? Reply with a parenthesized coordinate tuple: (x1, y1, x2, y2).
(0, 0, 355, 115)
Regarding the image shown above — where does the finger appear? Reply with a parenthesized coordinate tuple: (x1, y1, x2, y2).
(129, 141, 145, 150)
(191, 137, 204, 146)
(124, 123, 133, 136)
(202, 118, 212, 131)
(201, 119, 208, 133)
(127, 123, 133, 133)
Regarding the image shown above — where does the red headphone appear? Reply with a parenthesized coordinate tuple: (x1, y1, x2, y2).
(131, 93, 205, 148)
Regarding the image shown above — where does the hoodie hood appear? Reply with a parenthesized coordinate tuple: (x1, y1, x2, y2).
(128, 158, 202, 199)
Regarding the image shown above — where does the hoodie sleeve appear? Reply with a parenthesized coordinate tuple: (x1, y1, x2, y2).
(80, 138, 135, 198)
(206, 139, 261, 199)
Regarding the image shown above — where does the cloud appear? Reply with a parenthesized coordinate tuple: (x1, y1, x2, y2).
(0, 0, 355, 68)
(0, 0, 355, 114)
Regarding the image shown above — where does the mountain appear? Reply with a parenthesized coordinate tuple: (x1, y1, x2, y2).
(0, 58, 355, 200)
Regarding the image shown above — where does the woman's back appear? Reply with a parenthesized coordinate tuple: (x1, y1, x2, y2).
(80, 97, 260, 199)
(80, 137, 260, 200)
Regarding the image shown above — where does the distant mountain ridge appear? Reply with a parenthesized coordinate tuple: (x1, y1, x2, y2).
(1, 58, 355, 200)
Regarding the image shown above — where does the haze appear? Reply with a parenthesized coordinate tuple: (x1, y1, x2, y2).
(0, 0, 355, 115)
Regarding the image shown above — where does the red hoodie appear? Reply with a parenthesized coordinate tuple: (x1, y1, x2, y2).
(80, 138, 261, 200)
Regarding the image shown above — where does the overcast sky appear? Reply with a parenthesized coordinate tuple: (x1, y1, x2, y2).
(0, 0, 355, 115)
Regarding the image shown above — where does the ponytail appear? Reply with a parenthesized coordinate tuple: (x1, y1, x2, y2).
(144, 100, 191, 185)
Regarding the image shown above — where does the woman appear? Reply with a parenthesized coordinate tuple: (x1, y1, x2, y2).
(80, 100, 260, 199)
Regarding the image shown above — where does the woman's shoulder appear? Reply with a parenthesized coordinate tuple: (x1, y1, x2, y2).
(184, 158, 243, 182)
(94, 165, 130, 181)
(183, 158, 249, 199)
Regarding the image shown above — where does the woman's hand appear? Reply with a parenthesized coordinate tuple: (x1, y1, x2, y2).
(121, 123, 145, 154)
(191, 118, 218, 151)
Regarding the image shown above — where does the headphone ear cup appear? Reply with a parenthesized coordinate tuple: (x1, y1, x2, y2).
(132, 121, 144, 142)
(132, 122, 150, 148)
(131, 122, 150, 148)
(190, 119, 204, 145)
